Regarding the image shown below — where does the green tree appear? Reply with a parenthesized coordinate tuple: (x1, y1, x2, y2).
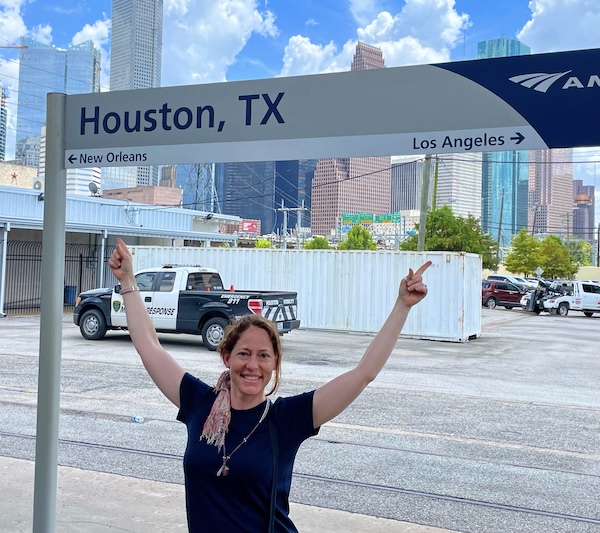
(538, 235, 577, 278)
(337, 225, 377, 250)
(254, 238, 273, 248)
(303, 236, 331, 249)
(400, 206, 498, 270)
(504, 229, 541, 276)
(567, 239, 592, 266)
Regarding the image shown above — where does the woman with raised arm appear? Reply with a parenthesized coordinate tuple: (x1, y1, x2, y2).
(108, 237, 431, 533)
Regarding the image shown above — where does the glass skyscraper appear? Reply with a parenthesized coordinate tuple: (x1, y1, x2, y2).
(274, 160, 317, 231)
(216, 161, 278, 233)
(176, 164, 218, 212)
(478, 38, 530, 251)
(16, 38, 101, 166)
(109, 0, 163, 187)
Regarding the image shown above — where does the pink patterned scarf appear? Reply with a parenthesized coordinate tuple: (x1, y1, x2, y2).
(200, 370, 231, 452)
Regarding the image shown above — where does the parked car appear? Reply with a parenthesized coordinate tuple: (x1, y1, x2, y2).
(482, 280, 526, 309)
(487, 274, 537, 289)
(511, 276, 538, 289)
(485, 274, 527, 290)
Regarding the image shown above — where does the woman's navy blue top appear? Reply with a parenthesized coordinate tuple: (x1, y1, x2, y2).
(177, 372, 320, 532)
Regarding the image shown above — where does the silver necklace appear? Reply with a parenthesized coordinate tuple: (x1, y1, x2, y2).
(216, 399, 270, 477)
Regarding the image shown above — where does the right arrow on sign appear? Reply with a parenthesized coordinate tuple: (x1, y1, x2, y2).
(510, 132, 525, 145)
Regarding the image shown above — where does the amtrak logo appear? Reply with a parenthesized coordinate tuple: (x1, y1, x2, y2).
(509, 71, 572, 93)
(509, 70, 600, 93)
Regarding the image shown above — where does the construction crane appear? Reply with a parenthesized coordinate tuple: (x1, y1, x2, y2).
(0, 45, 28, 49)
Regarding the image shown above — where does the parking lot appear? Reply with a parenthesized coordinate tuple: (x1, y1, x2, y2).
(0, 308, 599, 532)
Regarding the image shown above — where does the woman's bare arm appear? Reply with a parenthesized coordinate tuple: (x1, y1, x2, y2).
(108, 238, 185, 407)
(312, 261, 431, 428)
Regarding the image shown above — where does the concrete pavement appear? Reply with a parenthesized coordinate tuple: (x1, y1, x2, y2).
(1, 456, 457, 533)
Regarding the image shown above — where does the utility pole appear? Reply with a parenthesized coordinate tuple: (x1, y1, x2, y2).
(566, 213, 571, 261)
(597, 224, 600, 267)
(431, 156, 439, 209)
(496, 189, 505, 264)
(277, 200, 307, 249)
(531, 204, 538, 235)
(417, 155, 432, 252)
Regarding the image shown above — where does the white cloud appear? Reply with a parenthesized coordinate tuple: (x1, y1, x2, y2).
(162, 0, 279, 85)
(280, 0, 469, 77)
(349, 0, 381, 26)
(517, 0, 600, 53)
(0, 0, 28, 44)
(573, 147, 600, 183)
(29, 24, 52, 44)
(281, 36, 354, 77)
(71, 17, 111, 91)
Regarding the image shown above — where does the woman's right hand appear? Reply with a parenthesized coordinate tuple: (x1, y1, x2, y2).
(108, 238, 134, 283)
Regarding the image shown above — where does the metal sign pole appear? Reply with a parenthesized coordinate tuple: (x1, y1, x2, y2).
(32, 92, 67, 533)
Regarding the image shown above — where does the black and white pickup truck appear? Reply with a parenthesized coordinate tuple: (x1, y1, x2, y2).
(73, 265, 300, 350)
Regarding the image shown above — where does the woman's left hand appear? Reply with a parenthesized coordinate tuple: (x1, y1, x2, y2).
(398, 261, 432, 308)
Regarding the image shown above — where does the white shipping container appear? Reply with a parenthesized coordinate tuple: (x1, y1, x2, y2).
(131, 247, 482, 342)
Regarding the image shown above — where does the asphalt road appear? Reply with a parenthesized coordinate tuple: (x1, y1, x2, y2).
(0, 308, 599, 533)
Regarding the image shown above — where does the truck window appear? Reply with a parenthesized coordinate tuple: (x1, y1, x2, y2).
(583, 284, 600, 294)
(135, 272, 156, 291)
(157, 272, 176, 292)
(207, 274, 224, 291)
(185, 273, 224, 291)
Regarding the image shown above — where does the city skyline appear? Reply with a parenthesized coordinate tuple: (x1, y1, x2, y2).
(0, 1, 598, 232)
(0, 1, 598, 219)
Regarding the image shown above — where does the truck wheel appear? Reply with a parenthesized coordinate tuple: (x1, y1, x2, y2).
(584, 311, 594, 317)
(80, 309, 107, 340)
(557, 303, 569, 317)
(484, 297, 497, 309)
(202, 317, 228, 351)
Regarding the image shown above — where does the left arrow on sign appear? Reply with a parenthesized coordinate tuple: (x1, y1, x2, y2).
(68, 154, 76, 164)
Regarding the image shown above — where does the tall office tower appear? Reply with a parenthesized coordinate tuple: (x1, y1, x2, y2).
(0, 88, 7, 162)
(274, 160, 317, 231)
(310, 42, 391, 236)
(390, 156, 425, 212)
(528, 148, 573, 236)
(160, 165, 177, 188)
(110, 0, 163, 186)
(572, 179, 595, 242)
(176, 163, 218, 211)
(216, 161, 277, 232)
(436, 153, 483, 219)
(16, 37, 101, 167)
(478, 38, 530, 249)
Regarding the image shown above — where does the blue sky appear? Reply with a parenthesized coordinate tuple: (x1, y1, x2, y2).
(1, 0, 600, 197)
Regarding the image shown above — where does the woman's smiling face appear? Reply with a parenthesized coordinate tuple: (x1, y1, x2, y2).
(222, 326, 276, 408)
